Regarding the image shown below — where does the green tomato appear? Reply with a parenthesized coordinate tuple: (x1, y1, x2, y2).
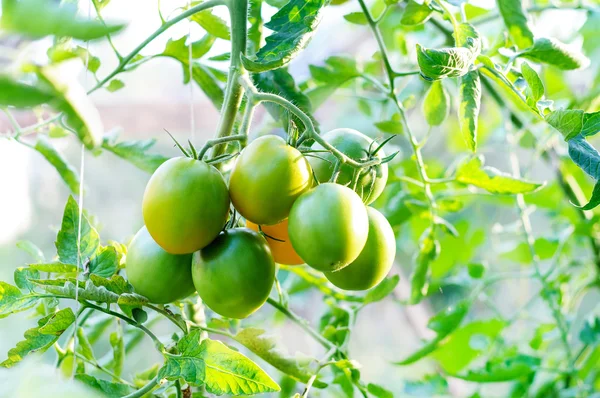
(229, 135, 313, 225)
(309, 128, 388, 204)
(143, 157, 230, 254)
(192, 228, 275, 319)
(126, 226, 195, 304)
(288, 183, 369, 272)
(325, 207, 396, 291)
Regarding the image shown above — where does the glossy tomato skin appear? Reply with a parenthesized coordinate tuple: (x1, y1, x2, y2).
(325, 207, 396, 290)
(143, 157, 230, 254)
(246, 219, 304, 266)
(309, 128, 388, 204)
(288, 183, 369, 272)
(126, 226, 195, 304)
(192, 228, 275, 319)
(229, 135, 313, 225)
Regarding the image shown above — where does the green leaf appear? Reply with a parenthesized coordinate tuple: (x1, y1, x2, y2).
(242, 0, 328, 72)
(106, 79, 124, 92)
(38, 63, 104, 149)
(433, 319, 506, 374)
(75, 374, 132, 397)
(568, 134, 600, 180)
(102, 133, 169, 174)
(0, 0, 125, 40)
(546, 109, 584, 140)
(0, 76, 56, 108)
(520, 62, 544, 111)
(520, 38, 590, 70)
(375, 119, 403, 134)
(234, 328, 325, 387)
(32, 279, 120, 304)
(582, 111, 600, 137)
(307, 56, 361, 108)
(343, 12, 368, 25)
(253, 67, 315, 129)
(0, 282, 40, 318)
(34, 135, 80, 195)
(409, 231, 439, 304)
(403, 374, 449, 396)
(1, 308, 75, 368)
(496, 0, 534, 49)
(76, 328, 95, 361)
(458, 70, 481, 152)
(14, 267, 40, 292)
(88, 246, 119, 278)
(117, 293, 148, 319)
(501, 238, 559, 264)
(29, 262, 78, 273)
(55, 196, 100, 266)
(455, 156, 544, 194)
(189, 6, 230, 40)
(529, 323, 556, 350)
(396, 299, 471, 365)
(367, 383, 394, 398)
(248, 0, 263, 54)
(451, 354, 540, 382)
(576, 181, 600, 211)
(580, 316, 600, 345)
(88, 274, 133, 295)
(364, 275, 400, 304)
(159, 330, 280, 395)
(401, 0, 433, 26)
(107, 327, 125, 378)
(16, 240, 45, 263)
(423, 81, 449, 126)
(416, 44, 477, 81)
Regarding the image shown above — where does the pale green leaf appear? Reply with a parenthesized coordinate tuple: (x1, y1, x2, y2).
(34, 135, 80, 195)
(521, 62, 544, 110)
(0, 282, 40, 318)
(364, 275, 400, 304)
(423, 81, 449, 126)
(0, 76, 55, 108)
(401, 1, 433, 26)
(106, 79, 124, 92)
(29, 262, 78, 273)
(458, 70, 481, 152)
(55, 196, 100, 266)
(343, 12, 368, 25)
(15, 240, 45, 263)
(102, 133, 168, 174)
(455, 156, 544, 194)
(496, 0, 533, 49)
(546, 109, 584, 140)
(581, 111, 600, 137)
(75, 374, 131, 397)
(520, 38, 590, 70)
(190, 6, 230, 40)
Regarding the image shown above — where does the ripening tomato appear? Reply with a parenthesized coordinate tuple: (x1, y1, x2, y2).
(143, 157, 230, 254)
(228, 135, 313, 225)
(246, 219, 304, 266)
(288, 183, 369, 272)
(126, 226, 195, 304)
(192, 228, 275, 319)
(309, 128, 388, 204)
(325, 207, 396, 291)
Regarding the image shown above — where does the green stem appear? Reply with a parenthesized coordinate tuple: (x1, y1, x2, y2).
(122, 376, 159, 398)
(197, 134, 247, 160)
(73, 352, 135, 387)
(211, 0, 248, 159)
(239, 102, 256, 138)
(91, 0, 122, 60)
(89, 0, 226, 94)
(437, 0, 459, 38)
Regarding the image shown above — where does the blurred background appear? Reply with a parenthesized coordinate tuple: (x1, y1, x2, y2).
(0, 0, 599, 396)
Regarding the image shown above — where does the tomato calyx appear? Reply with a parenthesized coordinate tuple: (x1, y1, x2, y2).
(164, 128, 247, 165)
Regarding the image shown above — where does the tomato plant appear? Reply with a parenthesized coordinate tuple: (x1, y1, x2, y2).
(0, 0, 599, 397)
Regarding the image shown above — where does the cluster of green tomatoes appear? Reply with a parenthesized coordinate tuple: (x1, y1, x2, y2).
(126, 128, 396, 319)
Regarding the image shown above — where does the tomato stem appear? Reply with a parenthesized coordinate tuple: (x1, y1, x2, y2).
(197, 134, 247, 160)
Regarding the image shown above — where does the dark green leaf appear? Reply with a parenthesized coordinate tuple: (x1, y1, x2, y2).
(102, 133, 169, 174)
(580, 316, 600, 345)
(89, 274, 133, 295)
(34, 135, 80, 195)
(427, 300, 471, 336)
(520, 38, 590, 70)
(242, 0, 329, 72)
(248, 0, 263, 55)
(455, 156, 544, 194)
(117, 293, 148, 319)
(568, 134, 600, 180)
(496, 0, 534, 49)
(451, 355, 540, 382)
(1, 308, 75, 368)
(0, 0, 125, 40)
(576, 181, 600, 211)
(234, 328, 325, 387)
(0, 76, 56, 108)
(32, 279, 120, 304)
(401, 0, 433, 26)
(423, 80, 449, 126)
